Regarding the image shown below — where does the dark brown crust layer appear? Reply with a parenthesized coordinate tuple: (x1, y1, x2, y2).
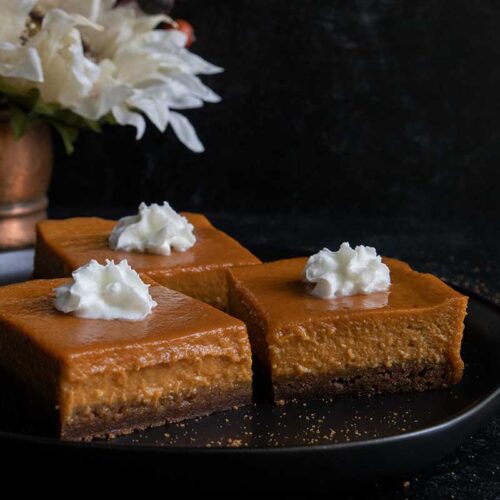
(61, 382, 251, 441)
(272, 361, 458, 402)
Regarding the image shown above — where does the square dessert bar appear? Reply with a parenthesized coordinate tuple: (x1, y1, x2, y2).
(0, 278, 252, 440)
(34, 214, 261, 310)
(228, 257, 468, 402)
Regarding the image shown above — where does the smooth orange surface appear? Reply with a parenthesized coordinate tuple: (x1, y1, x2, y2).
(0, 279, 248, 375)
(229, 257, 465, 327)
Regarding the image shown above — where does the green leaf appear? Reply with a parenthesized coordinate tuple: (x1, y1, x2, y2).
(84, 118, 102, 133)
(33, 99, 59, 117)
(51, 121, 79, 155)
(103, 113, 117, 126)
(9, 106, 29, 139)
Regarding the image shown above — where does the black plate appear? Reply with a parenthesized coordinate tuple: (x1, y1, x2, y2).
(0, 248, 499, 489)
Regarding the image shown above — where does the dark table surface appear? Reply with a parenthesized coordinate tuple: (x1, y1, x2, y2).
(36, 208, 499, 499)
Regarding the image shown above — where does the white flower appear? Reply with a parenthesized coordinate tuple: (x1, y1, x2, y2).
(0, 0, 222, 152)
(87, 4, 222, 151)
(26, 9, 104, 111)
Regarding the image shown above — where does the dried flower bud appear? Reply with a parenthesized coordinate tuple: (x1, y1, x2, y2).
(172, 19, 194, 47)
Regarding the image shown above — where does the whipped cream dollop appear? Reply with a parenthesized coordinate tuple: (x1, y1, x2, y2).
(303, 242, 391, 299)
(54, 260, 157, 321)
(109, 202, 196, 256)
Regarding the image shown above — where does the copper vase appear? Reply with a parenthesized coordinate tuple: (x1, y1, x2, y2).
(0, 113, 53, 250)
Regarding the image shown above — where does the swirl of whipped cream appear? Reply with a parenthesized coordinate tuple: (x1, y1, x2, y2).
(54, 260, 157, 321)
(303, 242, 391, 299)
(109, 202, 196, 256)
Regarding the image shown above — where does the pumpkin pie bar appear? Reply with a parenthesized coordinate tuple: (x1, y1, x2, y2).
(34, 214, 261, 310)
(228, 257, 468, 401)
(0, 278, 252, 440)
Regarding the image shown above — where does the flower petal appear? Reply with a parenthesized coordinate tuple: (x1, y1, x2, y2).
(171, 74, 221, 103)
(39, 0, 115, 23)
(112, 104, 146, 139)
(177, 49, 224, 75)
(169, 111, 204, 153)
(129, 93, 170, 131)
(0, 42, 43, 82)
(0, 0, 38, 44)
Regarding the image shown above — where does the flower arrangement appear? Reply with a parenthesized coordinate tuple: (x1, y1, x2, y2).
(0, 0, 222, 153)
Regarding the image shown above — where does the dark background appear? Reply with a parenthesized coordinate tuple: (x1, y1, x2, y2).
(43, 1, 500, 498)
(49, 0, 500, 222)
